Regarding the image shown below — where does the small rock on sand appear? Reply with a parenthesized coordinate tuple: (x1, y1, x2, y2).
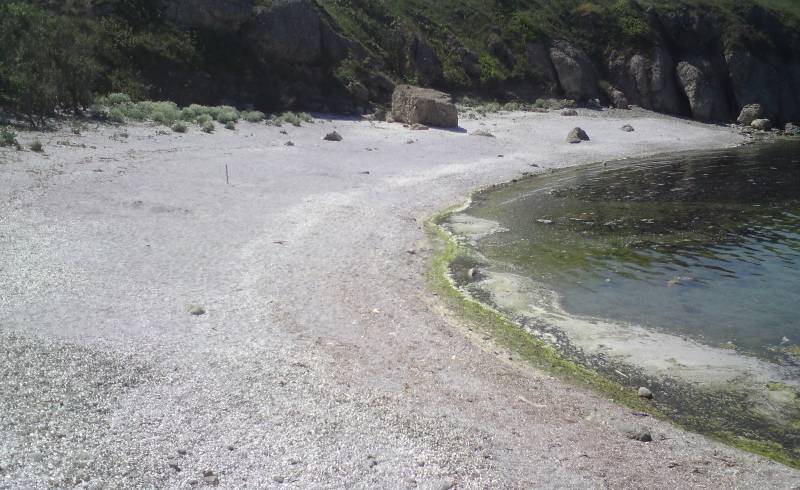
(470, 129, 495, 137)
(187, 305, 206, 316)
(410, 123, 429, 131)
(567, 127, 590, 144)
(622, 426, 653, 442)
(621, 124, 635, 132)
(638, 387, 654, 399)
(561, 109, 578, 116)
(284, 141, 294, 146)
(323, 131, 343, 142)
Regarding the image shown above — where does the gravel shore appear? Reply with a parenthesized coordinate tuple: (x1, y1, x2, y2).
(2, 109, 798, 488)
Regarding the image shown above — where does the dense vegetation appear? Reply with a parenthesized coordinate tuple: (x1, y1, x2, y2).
(0, 1, 196, 126)
(0, 0, 798, 125)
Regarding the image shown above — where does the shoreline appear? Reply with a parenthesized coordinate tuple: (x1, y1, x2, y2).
(3, 109, 799, 487)
(431, 147, 800, 466)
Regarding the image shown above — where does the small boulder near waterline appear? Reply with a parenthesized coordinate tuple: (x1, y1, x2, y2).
(785, 123, 800, 136)
(391, 85, 459, 128)
(737, 104, 763, 126)
(567, 127, 590, 144)
(323, 131, 342, 142)
(638, 387, 654, 399)
(622, 425, 653, 442)
(561, 109, 578, 116)
(751, 118, 772, 131)
(621, 124, 635, 132)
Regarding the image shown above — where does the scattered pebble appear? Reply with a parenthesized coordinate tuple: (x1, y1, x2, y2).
(621, 124, 635, 132)
(561, 109, 578, 117)
(638, 387, 654, 399)
(284, 141, 294, 146)
(273, 475, 285, 484)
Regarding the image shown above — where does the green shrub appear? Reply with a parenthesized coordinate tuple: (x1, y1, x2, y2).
(478, 54, 507, 86)
(270, 111, 314, 127)
(215, 107, 240, 124)
(171, 121, 188, 133)
(95, 93, 132, 107)
(224, 121, 236, 130)
(196, 114, 213, 126)
(0, 127, 19, 147)
(109, 106, 127, 124)
(201, 120, 215, 133)
(0, 2, 100, 126)
(30, 139, 44, 152)
(242, 110, 265, 123)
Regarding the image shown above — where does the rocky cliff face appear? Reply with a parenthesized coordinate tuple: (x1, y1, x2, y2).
(57, 0, 800, 123)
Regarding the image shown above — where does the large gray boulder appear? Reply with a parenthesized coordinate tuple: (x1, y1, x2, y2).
(391, 85, 458, 128)
(737, 104, 763, 126)
(676, 58, 730, 121)
(607, 47, 682, 115)
(163, 0, 254, 32)
(549, 41, 600, 101)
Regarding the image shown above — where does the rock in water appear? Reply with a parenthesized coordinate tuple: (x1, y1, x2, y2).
(323, 131, 342, 142)
(567, 127, 590, 144)
(751, 118, 772, 131)
(621, 124, 635, 132)
(638, 387, 654, 399)
(391, 85, 458, 128)
(737, 104, 763, 126)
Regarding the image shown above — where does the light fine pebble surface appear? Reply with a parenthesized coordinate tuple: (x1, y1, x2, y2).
(1, 108, 799, 488)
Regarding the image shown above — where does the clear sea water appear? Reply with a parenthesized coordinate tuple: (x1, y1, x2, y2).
(458, 141, 800, 361)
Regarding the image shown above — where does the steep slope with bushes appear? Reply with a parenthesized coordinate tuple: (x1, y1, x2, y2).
(1, 0, 799, 124)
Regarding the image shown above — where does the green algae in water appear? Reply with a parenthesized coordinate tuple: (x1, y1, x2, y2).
(444, 141, 800, 465)
(465, 142, 800, 359)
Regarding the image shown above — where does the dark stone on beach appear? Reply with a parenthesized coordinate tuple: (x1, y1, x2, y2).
(621, 124, 635, 132)
(567, 127, 590, 144)
(323, 131, 342, 141)
(622, 425, 653, 442)
(561, 109, 578, 116)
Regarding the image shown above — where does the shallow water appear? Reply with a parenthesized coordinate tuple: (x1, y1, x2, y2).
(459, 141, 800, 360)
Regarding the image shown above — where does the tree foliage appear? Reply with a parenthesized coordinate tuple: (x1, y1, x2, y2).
(0, 2, 99, 125)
